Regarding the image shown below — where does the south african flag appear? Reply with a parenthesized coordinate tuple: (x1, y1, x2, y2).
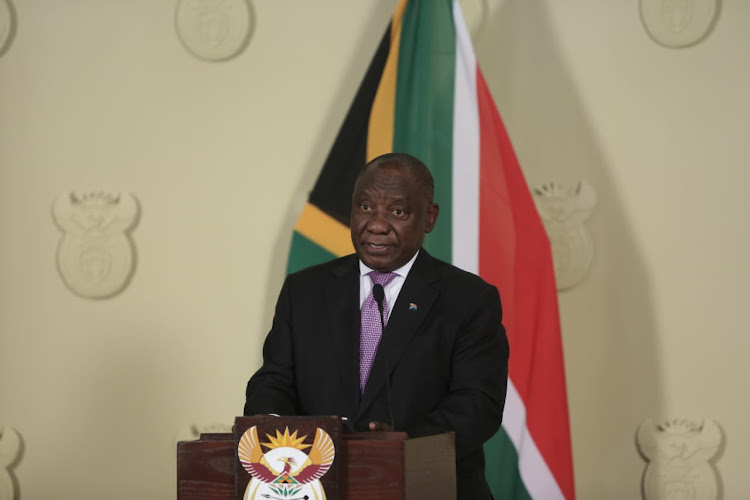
(286, 1, 575, 498)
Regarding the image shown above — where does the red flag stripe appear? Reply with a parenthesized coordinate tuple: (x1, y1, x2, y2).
(476, 67, 575, 499)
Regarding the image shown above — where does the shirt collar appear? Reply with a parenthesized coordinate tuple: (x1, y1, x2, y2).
(358, 250, 420, 279)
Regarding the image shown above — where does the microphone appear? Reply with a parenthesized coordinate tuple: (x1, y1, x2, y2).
(371, 283, 396, 431)
(372, 284, 386, 331)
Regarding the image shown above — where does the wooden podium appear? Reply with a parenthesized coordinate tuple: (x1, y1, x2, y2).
(177, 416, 456, 500)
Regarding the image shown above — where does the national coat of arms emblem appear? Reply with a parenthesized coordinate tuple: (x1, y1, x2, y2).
(533, 181, 597, 291)
(52, 191, 139, 299)
(636, 418, 723, 500)
(238, 426, 335, 500)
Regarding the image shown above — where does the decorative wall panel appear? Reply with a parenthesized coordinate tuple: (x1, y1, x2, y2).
(52, 191, 140, 299)
(637, 418, 723, 500)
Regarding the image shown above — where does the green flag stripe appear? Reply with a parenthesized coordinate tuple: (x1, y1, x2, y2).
(393, 0, 456, 262)
(484, 429, 533, 499)
(287, 231, 338, 274)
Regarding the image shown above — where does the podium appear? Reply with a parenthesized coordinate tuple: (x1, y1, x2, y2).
(177, 416, 456, 500)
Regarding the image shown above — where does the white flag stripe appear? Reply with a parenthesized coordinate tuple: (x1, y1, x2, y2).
(503, 380, 566, 499)
(450, 0, 479, 275)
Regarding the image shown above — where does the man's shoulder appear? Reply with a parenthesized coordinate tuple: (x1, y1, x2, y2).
(287, 254, 358, 282)
(423, 253, 495, 290)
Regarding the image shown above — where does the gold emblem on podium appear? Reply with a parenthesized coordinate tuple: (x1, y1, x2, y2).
(238, 426, 335, 500)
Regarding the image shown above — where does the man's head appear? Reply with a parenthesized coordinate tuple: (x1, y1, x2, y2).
(350, 153, 440, 272)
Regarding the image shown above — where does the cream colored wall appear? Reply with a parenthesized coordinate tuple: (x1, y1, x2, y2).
(0, 0, 747, 499)
(474, 1, 750, 498)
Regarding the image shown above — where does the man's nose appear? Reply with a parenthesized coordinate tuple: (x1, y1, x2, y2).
(366, 212, 390, 233)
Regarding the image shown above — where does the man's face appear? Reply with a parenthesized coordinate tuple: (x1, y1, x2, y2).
(350, 163, 439, 272)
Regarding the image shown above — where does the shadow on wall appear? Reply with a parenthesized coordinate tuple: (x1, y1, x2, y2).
(475, 1, 663, 498)
(258, 1, 398, 349)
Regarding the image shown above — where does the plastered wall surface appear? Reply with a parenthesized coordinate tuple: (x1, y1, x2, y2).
(1, 1, 748, 498)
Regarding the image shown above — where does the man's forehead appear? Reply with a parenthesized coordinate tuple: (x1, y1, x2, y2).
(353, 179, 422, 201)
(354, 188, 410, 203)
(356, 164, 418, 187)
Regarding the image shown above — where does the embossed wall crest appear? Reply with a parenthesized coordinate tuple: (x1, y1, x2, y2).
(533, 181, 597, 291)
(458, 0, 489, 40)
(175, 0, 254, 61)
(0, 0, 16, 57)
(52, 191, 140, 299)
(637, 418, 723, 500)
(640, 0, 719, 47)
(0, 426, 21, 500)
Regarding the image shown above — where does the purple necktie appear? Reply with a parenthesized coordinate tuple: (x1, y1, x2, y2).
(360, 271, 397, 393)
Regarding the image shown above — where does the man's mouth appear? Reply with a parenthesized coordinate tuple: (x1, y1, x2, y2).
(364, 242, 391, 253)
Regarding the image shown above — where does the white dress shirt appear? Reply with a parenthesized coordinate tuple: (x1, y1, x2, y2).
(358, 251, 419, 324)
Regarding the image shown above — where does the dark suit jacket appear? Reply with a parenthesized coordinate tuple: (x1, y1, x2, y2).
(244, 250, 509, 500)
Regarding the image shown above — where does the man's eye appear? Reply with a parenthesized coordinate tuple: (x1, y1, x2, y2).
(360, 204, 371, 212)
(393, 209, 404, 217)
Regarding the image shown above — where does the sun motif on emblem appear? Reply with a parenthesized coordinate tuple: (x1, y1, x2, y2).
(238, 426, 335, 500)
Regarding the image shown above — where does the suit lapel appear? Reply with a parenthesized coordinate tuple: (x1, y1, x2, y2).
(356, 250, 440, 419)
(324, 255, 361, 414)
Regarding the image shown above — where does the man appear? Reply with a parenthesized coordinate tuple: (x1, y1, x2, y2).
(245, 152, 509, 499)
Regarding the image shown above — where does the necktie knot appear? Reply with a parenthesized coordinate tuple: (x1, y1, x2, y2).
(369, 271, 396, 287)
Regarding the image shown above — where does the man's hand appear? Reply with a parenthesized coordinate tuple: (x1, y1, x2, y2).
(368, 421, 392, 431)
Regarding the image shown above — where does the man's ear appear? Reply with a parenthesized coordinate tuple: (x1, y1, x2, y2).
(424, 203, 440, 233)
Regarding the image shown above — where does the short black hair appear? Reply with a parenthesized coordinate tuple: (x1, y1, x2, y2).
(358, 152, 435, 202)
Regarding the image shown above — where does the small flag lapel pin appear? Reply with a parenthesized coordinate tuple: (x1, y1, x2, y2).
(409, 303, 418, 311)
